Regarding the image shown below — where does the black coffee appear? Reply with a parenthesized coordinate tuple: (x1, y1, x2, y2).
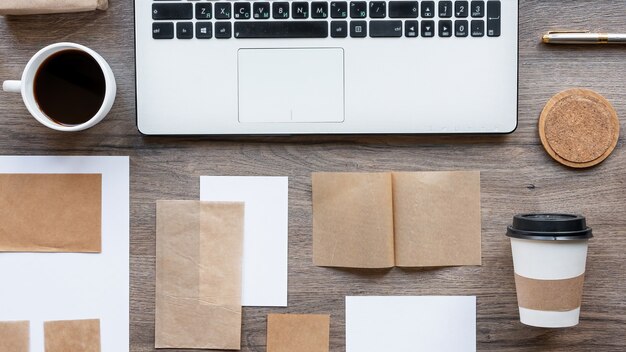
(34, 49, 106, 126)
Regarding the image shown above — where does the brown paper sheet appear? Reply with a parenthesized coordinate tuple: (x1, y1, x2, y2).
(393, 171, 482, 267)
(0, 321, 29, 352)
(312, 171, 481, 268)
(155, 200, 244, 350)
(515, 274, 585, 311)
(44, 319, 100, 352)
(312, 172, 395, 268)
(0, 0, 107, 15)
(267, 314, 330, 352)
(0, 174, 102, 253)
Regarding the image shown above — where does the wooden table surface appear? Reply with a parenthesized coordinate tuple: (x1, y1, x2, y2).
(1, 1, 625, 351)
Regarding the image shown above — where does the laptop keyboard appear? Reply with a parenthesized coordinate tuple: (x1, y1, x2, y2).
(151, 0, 501, 39)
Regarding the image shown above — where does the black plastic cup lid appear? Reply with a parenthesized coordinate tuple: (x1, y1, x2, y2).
(506, 213, 593, 241)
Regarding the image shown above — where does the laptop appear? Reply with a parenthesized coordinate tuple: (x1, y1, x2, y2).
(135, 0, 518, 135)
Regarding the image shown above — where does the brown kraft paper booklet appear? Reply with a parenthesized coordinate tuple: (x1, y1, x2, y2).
(312, 171, 481, 268)
(155, 200, 244, 350)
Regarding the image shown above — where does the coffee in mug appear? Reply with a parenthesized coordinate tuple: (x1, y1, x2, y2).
(506, 214, 592, 328)
(2, 42, 116, 132)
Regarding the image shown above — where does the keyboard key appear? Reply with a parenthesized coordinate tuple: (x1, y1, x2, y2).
(388, 1, 418, 18)
(369, 1, 386, 18)
(471, 1, 484, 17)
(455, 20, 468, 37)
(253, 2, 270, 19)
(311, 2, 329, 18)
(439, 20, 452, 37)
(252, 2, 270, 20)
(350, 2, 367, 18)
(330, 1, 348, 18)
(421, 20, 434, 37)
(331, 20, 348, 37)
(215, 22, 232, 38)
(195, 3, 212, 20)
(234, 2, 251, 19)
(176, 22, 193, 39)
(350, 20, 367, 37)
(292, 2, 309, 18)
(405, 20, 418, 37)
(370, 20, 402, 37)
(215, 2, 232, 19)
(438, 1, 452, 18)
(196, 22, 212, 39)
(487, 1, 500, 37)
(152, 3, 192, 20)
(152, 22, 174, 39)
(273, 2, 289, 19)
(234, 21, 328, 38)
(471, 19, 484, 36)
(421, 1, 435, 18)
(455, 1, 469, 17)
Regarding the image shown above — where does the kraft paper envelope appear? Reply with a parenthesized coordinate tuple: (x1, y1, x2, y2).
(0, 321, 29, 352)
(267, 314, 330, 352)
(44, 319, 101, 352)
(393, 171, 481, 267)
(0, 174, 102, 253)
(0, 0, 108, 15)
(312, 171, 481, 268)
(312, 172, 395, 268)
(155, 200, 244, 350)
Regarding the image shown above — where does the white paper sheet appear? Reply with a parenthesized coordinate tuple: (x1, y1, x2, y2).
(0, 156, 129, 352)
(200, 176, 288, 307)
(346, 296, 476, 352)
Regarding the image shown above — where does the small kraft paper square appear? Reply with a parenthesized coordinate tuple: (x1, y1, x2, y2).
(312, 171, 481, 268)
(312, 172, 395, 268)
(155, 200, 245, 350)
(0, 0, 108, 15)
(0, 174, 102, 253)
(267, 314, 330, 352)
(0, 321, 30, 352)
(44, 319, 101, 352)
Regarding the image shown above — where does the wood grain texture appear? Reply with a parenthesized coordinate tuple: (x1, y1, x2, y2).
(1, 1, 625, 351)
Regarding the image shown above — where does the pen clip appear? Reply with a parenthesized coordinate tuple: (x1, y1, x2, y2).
(545, 30, 590, 34)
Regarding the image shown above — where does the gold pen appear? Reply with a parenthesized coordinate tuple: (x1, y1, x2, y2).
(543, 30, 626, 44)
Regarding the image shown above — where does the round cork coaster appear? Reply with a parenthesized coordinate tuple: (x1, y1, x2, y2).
(539, 89, 620, 168)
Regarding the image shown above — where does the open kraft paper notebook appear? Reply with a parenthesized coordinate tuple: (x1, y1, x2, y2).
(312, 171, 481, 268)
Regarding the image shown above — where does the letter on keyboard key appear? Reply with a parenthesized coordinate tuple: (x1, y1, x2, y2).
(152, 22, 174, 39)
(234, 22, 328, 38)
(152, 3, 192, 20)
(273, 2, 290, 19)
(311, 2, 329, 18)
(369, 21, 403, 37)
(388, 1, 418, 18)
(330, 1, 348, 18)
(369, 2, 386, 18)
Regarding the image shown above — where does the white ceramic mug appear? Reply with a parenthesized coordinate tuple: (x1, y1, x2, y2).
(2, 42, 116, 132)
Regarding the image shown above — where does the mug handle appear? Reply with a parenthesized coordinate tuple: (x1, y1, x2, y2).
(2, 80, 21, 93)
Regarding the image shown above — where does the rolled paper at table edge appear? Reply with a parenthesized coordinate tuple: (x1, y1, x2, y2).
(0, 0, 108, 15)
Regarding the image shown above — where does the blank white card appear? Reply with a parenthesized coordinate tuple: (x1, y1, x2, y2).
(346, 296, 476, 352)
(200, 176, 288, 307)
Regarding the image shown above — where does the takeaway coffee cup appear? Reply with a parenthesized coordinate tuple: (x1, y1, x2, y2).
(506, 214, 593, 328)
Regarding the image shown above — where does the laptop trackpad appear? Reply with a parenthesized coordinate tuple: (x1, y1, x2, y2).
(238, 48, 344, 123)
